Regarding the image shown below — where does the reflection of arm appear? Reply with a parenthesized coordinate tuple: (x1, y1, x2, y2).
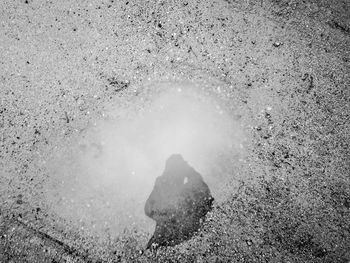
(144, 178, 160, 217)
(144, 196, 155, 217)
(188, 169, 214, 216)
(190, 169, 211, 196)
(145, 177, 174, 218)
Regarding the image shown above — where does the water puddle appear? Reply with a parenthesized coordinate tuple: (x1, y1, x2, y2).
(45, 81, 246, 239)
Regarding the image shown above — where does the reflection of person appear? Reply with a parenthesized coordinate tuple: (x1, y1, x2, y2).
(144, 154, 214, 249)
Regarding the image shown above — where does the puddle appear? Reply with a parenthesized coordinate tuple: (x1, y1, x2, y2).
(45, 81, 246, 239)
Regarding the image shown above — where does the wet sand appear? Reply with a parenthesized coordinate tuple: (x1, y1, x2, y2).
(1, 0, 349, 262)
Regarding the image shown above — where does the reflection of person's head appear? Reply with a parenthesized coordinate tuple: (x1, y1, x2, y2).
(164, 154, 187, 178)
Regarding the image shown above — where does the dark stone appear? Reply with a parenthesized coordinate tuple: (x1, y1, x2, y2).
(144, 154, 214, 249)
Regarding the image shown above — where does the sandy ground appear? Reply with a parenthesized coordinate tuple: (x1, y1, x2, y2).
(0, 0, 349, 262)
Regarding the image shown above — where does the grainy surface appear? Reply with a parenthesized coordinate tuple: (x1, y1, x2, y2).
(1, 0, 349, 262)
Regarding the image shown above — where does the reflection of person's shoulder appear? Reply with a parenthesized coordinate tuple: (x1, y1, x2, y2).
(187, 168, 203, 182)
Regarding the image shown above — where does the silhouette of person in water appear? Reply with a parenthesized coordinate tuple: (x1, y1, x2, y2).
(144, 154, 214, 249)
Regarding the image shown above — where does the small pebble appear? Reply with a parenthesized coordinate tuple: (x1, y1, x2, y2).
(273, 42, 283, 47)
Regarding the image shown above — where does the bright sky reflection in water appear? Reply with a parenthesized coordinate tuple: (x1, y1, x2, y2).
(46, 83, 246, 238)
